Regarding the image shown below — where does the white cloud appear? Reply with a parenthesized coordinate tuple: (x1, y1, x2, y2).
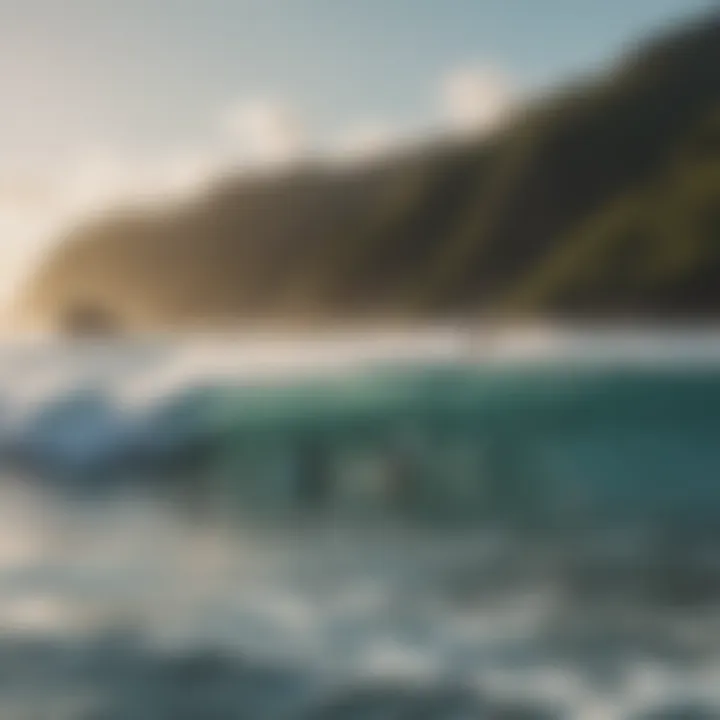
(332, 122, 403, 163)
(220, 99, 307, 166)
(157, 150, 228, 195)
(61, 146, 227, 209)
(441, 66, 515, 137)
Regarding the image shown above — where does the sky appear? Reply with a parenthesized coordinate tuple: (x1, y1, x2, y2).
(0, 0, 715, 309)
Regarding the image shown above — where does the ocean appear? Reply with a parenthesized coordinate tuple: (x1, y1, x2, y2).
(0, 328, 719, 718)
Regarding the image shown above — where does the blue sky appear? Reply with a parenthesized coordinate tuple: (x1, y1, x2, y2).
(0, 0, 715, 162)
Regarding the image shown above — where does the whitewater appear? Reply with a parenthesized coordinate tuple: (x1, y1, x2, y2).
(0, 327, 718, 718)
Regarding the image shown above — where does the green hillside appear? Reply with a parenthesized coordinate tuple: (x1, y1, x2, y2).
(23, 12, 720, 331)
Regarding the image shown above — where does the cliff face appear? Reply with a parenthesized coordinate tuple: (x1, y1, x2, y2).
(22, 13, 720, 331)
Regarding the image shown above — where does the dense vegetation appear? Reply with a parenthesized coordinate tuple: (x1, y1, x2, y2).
(24, 12, 720, 330)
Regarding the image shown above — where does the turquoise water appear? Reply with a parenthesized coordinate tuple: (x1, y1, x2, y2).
(2, 346, 720, 716)
(185, 363, 720, 534)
